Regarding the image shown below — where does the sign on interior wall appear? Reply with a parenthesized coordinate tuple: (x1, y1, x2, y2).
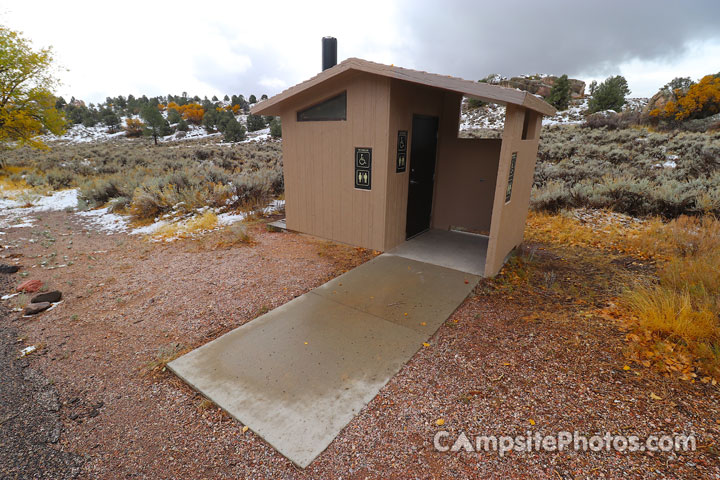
(355, 147, 372, 190)
(505, 152, 517, 203)
(396, 130, 408, 172)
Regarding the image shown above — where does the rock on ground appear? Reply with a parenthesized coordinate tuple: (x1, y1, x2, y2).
(24, 302, 51, 315)
(31, 291, 62, 304)
(16, 279, 43, 293)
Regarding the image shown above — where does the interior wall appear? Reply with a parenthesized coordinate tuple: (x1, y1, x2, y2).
(281, 72, 391, 251)
(433, 92, 502, 234)
(384, 80, 445, 250)
(484, 105, 543, 276)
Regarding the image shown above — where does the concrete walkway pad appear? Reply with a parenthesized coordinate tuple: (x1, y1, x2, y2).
(314, 254, 478, 333)
(388, 229, 489, 276)
(169, 254, 480, 468)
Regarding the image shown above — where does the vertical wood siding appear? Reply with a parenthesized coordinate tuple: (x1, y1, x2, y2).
(484, 105, 543, 276)
(281, 73, 391, 251)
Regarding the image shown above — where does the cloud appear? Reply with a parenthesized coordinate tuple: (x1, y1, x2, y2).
(395, 0, 720, 94)
(3, 0, 719, 101)
(259, 77, 288, 90)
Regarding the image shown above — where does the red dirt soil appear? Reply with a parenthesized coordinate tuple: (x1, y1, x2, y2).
(2, 210, 719, 479)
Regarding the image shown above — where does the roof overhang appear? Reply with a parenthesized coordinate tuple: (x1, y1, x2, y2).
(251, 58, 557, 117)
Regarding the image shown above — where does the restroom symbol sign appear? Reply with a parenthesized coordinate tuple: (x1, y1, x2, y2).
(354, 147, 372, 190)
(396, 130, 408, 173)
(357, 170, 370, 186)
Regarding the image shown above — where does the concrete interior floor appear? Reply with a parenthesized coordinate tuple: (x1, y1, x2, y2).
(169, 254, 479, 468)
(388, 229, 489, 276)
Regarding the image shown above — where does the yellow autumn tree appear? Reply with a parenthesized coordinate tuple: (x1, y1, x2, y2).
(124, 117, 144, 137)
(0, 26, 65, 154)
(166, 101, 204, 125)
(650, 74, 720, 122)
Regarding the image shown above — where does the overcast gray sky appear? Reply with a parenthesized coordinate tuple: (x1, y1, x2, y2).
(3, 0, 719, 103)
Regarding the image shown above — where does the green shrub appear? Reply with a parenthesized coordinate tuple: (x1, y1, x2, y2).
(546, 74, 570, 111)
(46, 169, 75, 189)
(223, 118, 246, 142)
(588, 76, 630, 113)
(24, 172, 46, 186)
(467, 97, 486, 109)
(269, 117, 282, 138)
(532, 125, 720, 218)
(246, 114, 266, 132)
(167, 108, 182, 124)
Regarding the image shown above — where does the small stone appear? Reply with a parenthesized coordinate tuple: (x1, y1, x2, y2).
(31, 290, 62, 303)
(0, 264, 19, 274)
(17, 279, 43, 293)
(24, 302, 51, 315)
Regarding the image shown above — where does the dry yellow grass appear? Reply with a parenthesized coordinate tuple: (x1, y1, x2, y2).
(150, 211, 219, 241)
(526, 209, 720, 378)
(623, 285, 718, 343)
(619, 215, 720, 376)
(525, 210, 649, 256)
(0, 165, 31, 192)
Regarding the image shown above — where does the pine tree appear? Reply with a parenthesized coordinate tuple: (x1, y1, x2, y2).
(202, 109, 218, 132)
(588, 76, 630, 113)
(246, 113, 265, 132)
(547, 74, 571, 111)
(269, 117, 281, 138)
(223, 117, 246, 142)
(248, 94, 257, 104)
(101, 108, 121, 133)
(141, 104, 169, 145)
(167, 108, 182, 124)
(588, 80, 597, 96)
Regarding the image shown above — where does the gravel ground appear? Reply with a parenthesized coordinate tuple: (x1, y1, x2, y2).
(0, 272, 83, 479)
(1, 209, 719, 479)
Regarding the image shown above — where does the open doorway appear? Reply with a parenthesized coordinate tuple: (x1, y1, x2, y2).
(406, 115, 439, 239)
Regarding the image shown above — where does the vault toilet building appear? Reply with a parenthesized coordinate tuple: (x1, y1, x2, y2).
(252, 38, 556, 276)
(169, 40, 559, 468)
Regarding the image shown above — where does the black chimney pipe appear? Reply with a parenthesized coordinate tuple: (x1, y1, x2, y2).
(322, 37, 337, 71)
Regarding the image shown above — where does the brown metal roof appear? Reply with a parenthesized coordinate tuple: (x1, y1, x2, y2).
(250, 58, 557, 116)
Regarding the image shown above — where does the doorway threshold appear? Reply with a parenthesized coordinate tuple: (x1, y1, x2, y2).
(388, 229, 488, 276)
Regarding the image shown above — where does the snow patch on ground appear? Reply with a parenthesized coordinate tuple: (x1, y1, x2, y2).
(216, 212, 248, 225)
(460, 97, 649, 132)
(0, 188, 79, 229)
(75, 207, 130, 234)
(44, 112, 277, 146)
(129, 220, 170, 236)
(543, 99, 588, 126)
(42, 123, 127, 144)
(460, 102, 505, 131)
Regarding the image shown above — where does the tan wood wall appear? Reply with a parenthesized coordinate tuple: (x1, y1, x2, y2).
(384, 85, 503, 250)
(279, 73, 543, 276)
(384, 80, 445, 250)
(433, 92, 502, 235)
(281, 73, 392, 251)
(484, 106, 543, 276)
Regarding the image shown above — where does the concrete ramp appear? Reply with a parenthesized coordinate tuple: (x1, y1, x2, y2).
(169, 254, 479, 468)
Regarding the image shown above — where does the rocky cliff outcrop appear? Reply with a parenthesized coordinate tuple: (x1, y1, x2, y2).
(499, 76, 586, 99)
(643, 90, 675, 115)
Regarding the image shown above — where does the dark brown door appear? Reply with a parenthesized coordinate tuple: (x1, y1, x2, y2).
(406, 115, 439, 239)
